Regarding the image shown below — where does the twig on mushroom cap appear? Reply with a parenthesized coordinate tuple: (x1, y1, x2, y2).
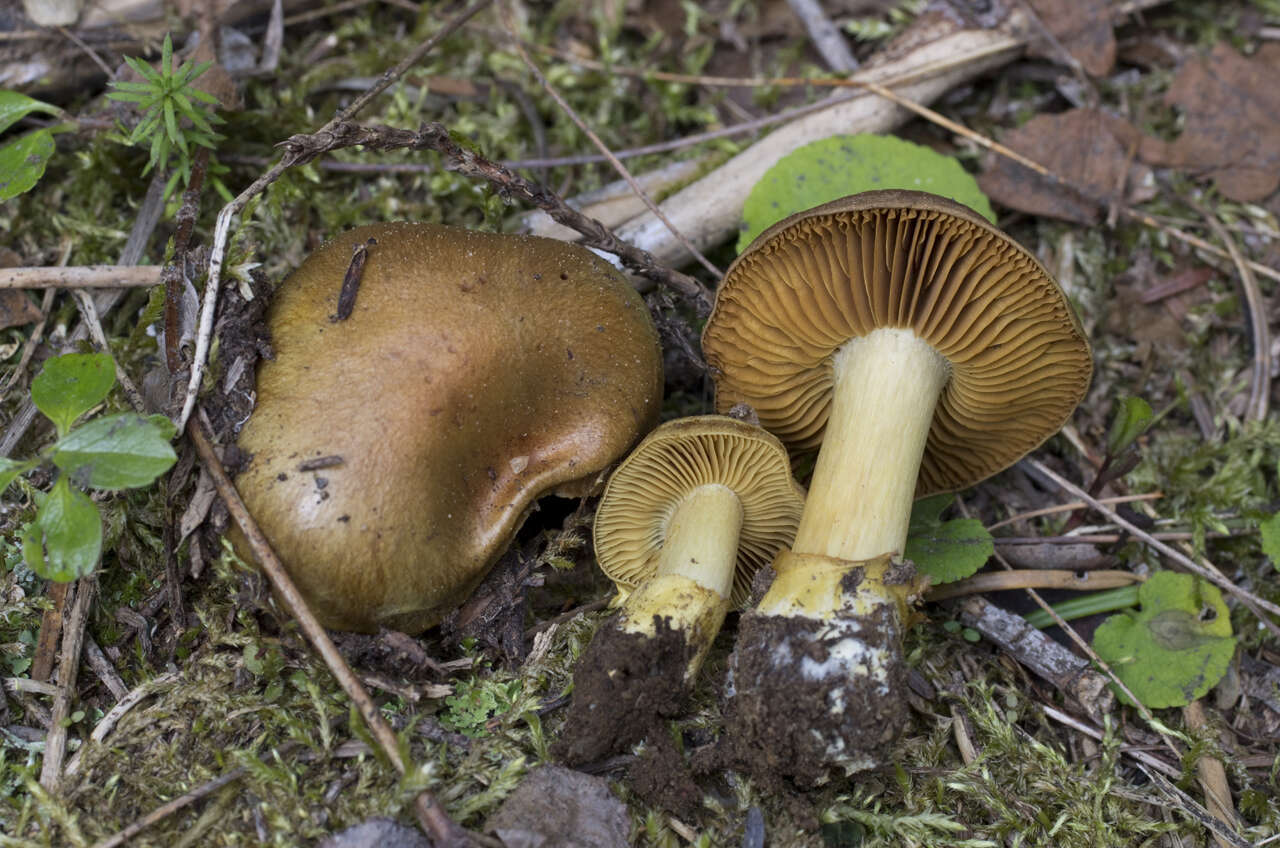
(186, 413, 471, 847)
(176, 0, 493, 435)
(275, 120, 714, 316)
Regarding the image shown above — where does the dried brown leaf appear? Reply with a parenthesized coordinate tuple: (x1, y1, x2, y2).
(978, 108, 1145, 224)
(1026, 0, 1116, 77)
(1139, 44, 1280, 203)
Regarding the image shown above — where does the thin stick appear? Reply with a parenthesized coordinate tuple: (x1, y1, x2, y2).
(88, 767, 247, 848)
(925, 568, 1141, 601)
(952, 494, 1183, 762)
(1039, 703, 1180, 779)
(1189, 199, 1269, 422)
(498, 2, 723, 280)
(185, 415, 468, 846)
(39, 578, 96, 793)
(1137, 765, 1253, 848)
(986, 492, 1162, 531)
(1023, 458, 1280, 624)
(0, 266, 162, 290)
(786, 0, 858, 72)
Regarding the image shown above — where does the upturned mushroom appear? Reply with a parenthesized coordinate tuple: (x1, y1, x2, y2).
(234, 222, 663, 633)
(556, 415, 804, 765)
(702, 190, 1091, 779)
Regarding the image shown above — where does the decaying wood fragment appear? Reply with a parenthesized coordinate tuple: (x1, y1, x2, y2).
(957, 595, 1114, 720)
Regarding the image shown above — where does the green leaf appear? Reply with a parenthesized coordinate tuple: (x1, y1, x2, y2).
(0, 91, 60, 135)
(904, 493, 994, 584)
(1107, 396, 1154, 456)
(0, 457, 37, 495)
(738, 134, 996, 252)
(0, 129, 55, 201)
(51, 413, 177, 490)
(1091, 572, 1236, 709)
(31, 353, 116, 437)
(22, 476, 103, 581)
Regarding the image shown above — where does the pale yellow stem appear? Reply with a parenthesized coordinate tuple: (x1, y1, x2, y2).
(618, 483, 744, 680)
(793, 327, 949, 562)
(656, 483, 744, 594)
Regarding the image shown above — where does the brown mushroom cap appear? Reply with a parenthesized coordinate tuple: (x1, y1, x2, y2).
(703, 190, 1091, 496)
(592, 415, 804, 608)
(235, 222, 663, 633)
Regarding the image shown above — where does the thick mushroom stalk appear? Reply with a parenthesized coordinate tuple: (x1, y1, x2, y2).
(555, 416, 803, 766)
(703, 190, 1092, 782)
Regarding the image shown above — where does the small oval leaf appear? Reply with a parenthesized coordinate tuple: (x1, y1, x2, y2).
(22, 476, 102, 581)
(51, 413, 178, 490)
(30, 353, 116, 437)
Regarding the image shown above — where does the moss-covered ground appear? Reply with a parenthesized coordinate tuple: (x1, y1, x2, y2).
(2, 0, 1279, 845)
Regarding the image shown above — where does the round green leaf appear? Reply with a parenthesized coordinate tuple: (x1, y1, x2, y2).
(22, 476, 103, 581)
(738, 134, 996, 253)
(905, 494, 994, 584)
(30, 353, 116, 437)
(0, 129, 55, 201)
(51, 413, 178, 490)
(1091, 572, 1236, 709)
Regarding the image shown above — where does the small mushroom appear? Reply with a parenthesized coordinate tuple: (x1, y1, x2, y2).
(702, 190, 1091, 778)
(555, 415, 803, 765)
(234, 222, 663, 633)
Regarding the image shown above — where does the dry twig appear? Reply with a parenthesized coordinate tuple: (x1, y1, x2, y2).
(39, 578, 97, 792)
(926, 568, 1141, 601)
(0, 266, 163, 290)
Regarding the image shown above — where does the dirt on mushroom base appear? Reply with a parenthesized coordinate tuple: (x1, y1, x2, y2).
(555, 616, 692, 765)
(553, 615, 710, 817)
(715, 601, 907, 790)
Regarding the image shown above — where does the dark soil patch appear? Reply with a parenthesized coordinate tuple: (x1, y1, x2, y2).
(627, 727, 704, 822)
(716, 604, 907, 789)
(554, 615, 692, 765)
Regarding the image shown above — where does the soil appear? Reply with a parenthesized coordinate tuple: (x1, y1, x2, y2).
(715, 604, 907, 789)
(554, 615, 692, 765)
(627, 726, 705, 822)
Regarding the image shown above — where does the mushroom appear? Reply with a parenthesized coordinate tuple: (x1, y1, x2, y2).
(701, 190, 1091, 779)
(555, 415, 804, 765)
(234, 222, 663, 634)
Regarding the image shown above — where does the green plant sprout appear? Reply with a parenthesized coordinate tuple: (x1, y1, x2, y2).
(106, 33, 224, 196)
(0, 91, 75, 201)
(1091, 572, 1235, 709)
(1024, 584, 1142, 630)
(905, 493, 995, 585)
(736, 133, 995, 252)
(0, 353, 177, 581)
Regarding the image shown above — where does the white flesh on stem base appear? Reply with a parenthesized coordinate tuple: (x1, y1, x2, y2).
(618, 483, 744, 681)
(753, 327, 948, 770)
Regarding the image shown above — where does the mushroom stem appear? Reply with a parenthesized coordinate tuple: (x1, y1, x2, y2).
(742, 327, 946, 775)
(620, 483, 744, 677)
(656, 484, 745, 595)
(794, 327, 949, 562)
